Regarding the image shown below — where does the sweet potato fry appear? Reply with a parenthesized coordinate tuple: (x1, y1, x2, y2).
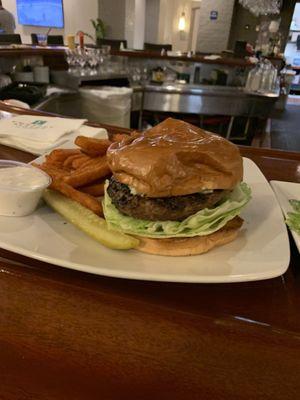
(63, 153, 86, 169)
(51, 179, 103, 216)
(32, 162, 69, 180)
(72, 154, 92, 169)
(80, 182, 105, 197)
(45, 149, 81, 165)
(64, 156, 111, 188)
(111, 133, 129, 142)
(76, 155, 104, 170)
(75, 136, 111, 157)
(33, 162, 102, 215)
(111, 131, 140, 143)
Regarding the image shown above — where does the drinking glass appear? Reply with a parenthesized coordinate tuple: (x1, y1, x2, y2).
(97, 48, 109, 74)
(37, 34, 47, 46)
(87, 48, 99, 75)
(65, 49, 76, 73)
(76, 48, 89, 76)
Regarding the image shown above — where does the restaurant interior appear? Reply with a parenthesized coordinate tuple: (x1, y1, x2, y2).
(0, 1, 299, 399)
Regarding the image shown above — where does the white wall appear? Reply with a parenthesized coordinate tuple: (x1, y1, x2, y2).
(2, 0, 98, 44)
(100, 0, 126, 40)
(284, 3, 300, 65)
(125, 0, 135, 48)
(171, 0, 194, 52)
(158, 0, 193, 52)
(154, 0, 234, 52)
(157, 0, 173, 45)
(157, 0, 210, 52)
(3, 0, 234, 51)
(134, 0, 145, 49)
(290, 2, 300, 30)
(125, 0, 145, 49)
(195, 0, 235, 53)
(145, 0, 160, 44)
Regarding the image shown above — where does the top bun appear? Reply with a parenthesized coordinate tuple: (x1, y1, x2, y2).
(107, 118, 243, 198)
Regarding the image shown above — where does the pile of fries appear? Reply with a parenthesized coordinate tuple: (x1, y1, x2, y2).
(34, 135, 125, 217)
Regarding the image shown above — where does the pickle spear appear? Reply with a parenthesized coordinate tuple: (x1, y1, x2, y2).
(43, 190, 139, 250)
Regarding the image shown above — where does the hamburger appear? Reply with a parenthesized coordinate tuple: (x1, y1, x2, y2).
(103, 118, 251, 256)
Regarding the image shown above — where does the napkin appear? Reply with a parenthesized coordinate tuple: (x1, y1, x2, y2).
(0, 115, 108, 155)
(203, 55, 221, 60)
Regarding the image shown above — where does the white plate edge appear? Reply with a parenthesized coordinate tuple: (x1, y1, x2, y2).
(270, 180, 300, 253)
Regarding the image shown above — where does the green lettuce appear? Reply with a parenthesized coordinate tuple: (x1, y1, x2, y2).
(103, 182, 251, 238)
(286, 199, 300, 235)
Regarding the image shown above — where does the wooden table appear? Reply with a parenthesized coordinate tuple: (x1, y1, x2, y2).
(0, 104, 300, 400)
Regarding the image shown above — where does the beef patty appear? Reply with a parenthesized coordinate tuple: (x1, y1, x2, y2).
(107, 177, 227, 221)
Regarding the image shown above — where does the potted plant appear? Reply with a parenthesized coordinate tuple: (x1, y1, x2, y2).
(91, 18, 107, 46)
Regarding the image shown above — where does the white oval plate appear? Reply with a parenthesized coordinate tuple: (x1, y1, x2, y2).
(0, 158, 290, 283)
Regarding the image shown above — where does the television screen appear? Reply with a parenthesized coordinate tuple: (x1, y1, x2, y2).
(17, 0, 64, 28)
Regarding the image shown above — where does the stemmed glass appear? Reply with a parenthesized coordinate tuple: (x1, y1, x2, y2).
(97, 46, 111, 75)
(65, 46, 115, 77)
(77, 48, 89, 76)
(65, 49, 77, 74)
(87, 49, 99, 75)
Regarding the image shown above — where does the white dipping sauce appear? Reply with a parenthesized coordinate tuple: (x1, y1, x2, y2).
(0, 165, 51, 216)
(0, 166, 49, 190)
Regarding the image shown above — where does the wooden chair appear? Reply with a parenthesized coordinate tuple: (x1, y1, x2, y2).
(31, 34, 64, 45)
(144, 43, 172, 52)
(97, 39, 127, 50)
(0, 34, 22, 44)
(47, 35, 64, 45)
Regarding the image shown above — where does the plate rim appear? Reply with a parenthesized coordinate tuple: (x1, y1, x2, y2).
(0, 238, 289, 283)
(270, 180, 300, 253)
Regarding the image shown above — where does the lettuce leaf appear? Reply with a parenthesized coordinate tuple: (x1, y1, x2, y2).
(286, 199, 300, 235)
(103, 182, 251, 238)
(289, 199, 300, 213)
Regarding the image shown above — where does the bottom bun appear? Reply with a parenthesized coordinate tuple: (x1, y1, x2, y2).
(135, 216, 243, 256)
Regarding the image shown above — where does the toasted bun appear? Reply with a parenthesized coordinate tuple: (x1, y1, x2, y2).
(135, 216, 243, 256)
(107, 118, 243, 197)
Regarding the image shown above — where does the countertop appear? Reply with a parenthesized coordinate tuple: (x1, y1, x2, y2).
(0, 45, 254, 68)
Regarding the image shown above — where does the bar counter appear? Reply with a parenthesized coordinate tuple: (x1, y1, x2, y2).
(0, 45, 253, 68)
(110, 49, 253, 67)
(0, 102, 299, 400)
(0, 45, 65, 57)
(0, 45, 68, 70)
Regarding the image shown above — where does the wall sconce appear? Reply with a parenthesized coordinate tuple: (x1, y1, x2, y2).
(178, 12, 186, 31)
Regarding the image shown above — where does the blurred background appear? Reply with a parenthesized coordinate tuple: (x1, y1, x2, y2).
(0, 0, 299, 150)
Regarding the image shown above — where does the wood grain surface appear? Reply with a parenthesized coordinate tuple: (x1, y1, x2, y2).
(0, 103, 299, 400)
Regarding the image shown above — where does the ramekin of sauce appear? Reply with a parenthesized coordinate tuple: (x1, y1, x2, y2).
(0, 160, 51, 216)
